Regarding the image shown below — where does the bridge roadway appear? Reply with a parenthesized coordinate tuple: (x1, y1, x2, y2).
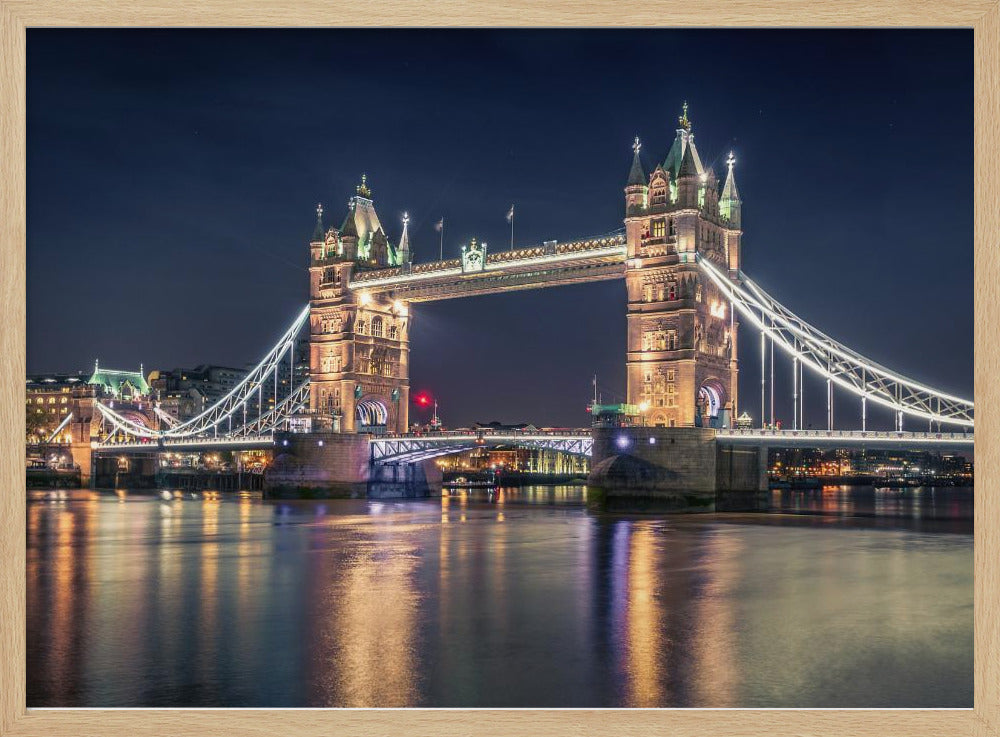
(93, 428, 973, 458)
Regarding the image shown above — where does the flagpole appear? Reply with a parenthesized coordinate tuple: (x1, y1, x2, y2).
(439, 222, 443, 261)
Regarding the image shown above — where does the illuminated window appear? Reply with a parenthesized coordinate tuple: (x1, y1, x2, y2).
(666, 331, 678, 351)
(356, 320, 366, 335)
(389, 325, 398, 340)
(642, 284, 653, 302)
(667, 283, 676, 301)
(371, 317, 384, 338)
(651, 220, 666, 238)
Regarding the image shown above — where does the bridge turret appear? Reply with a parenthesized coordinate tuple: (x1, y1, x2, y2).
(625, 136, 648, 218)
(340, 197, 360, 261)
(397, 212, 412, 265)
(720, 151, 741, 230)
(720, 151, 742, 274)
(624, 102, 739, 430)
(676, 141, 700, 209)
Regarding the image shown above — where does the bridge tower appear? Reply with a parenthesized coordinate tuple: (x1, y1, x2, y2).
(624, 105, 742, 428)
(308, 176, 412, 434)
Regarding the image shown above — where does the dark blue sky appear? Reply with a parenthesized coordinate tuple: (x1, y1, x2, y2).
(26, 29, 972, 429)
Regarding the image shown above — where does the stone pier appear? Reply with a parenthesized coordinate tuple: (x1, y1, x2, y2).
(587, 426, 767, 511)
(264, 432, 441, 498)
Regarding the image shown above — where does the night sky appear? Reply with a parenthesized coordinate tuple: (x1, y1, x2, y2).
(26, 29, 972, 429)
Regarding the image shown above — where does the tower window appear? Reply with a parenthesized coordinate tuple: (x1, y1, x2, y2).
(651, 220, 666, 238)
(371, 316, 384, 338)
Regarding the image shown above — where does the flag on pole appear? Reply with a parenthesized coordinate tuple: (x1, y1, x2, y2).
(506, 204, 514, 223)
(435, 217, 444, 232)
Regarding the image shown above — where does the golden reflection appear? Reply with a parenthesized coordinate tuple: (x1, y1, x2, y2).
(329, 538, 419, 706)
(690, 528, 743, 706)
(624, 521, 663, 706)
(48, 510, 76, 692)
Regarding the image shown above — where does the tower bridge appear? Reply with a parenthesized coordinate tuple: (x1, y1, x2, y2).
(88, 105, 973, 505)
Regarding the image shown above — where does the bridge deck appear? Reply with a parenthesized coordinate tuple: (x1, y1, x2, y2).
(94, 428, 973, 456)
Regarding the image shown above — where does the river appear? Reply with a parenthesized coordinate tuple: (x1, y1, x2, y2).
(26, 485, 972, 707)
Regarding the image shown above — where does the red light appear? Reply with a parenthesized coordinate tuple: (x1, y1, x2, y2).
(415, 394, 431, 406)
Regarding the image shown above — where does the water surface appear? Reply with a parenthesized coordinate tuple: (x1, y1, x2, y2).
(26, 486, 972, 707)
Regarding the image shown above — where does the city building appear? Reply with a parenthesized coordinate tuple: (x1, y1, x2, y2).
(26, 361, 150, 444)
(148, 364, 249, 422)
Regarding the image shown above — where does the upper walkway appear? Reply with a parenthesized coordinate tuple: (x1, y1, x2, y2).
(347, 234, 627, 302)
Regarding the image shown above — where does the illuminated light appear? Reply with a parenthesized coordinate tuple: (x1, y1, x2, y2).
(638, 401, 650, 413)
(710, 300, 727, 319)
(282, 439, 289, 447)
(318, 440, 324, 447)
(394, 299, 409, 316)
(358, 291, 372, 306)
(649, 437, 656, 445)
(616, 435, 630, 449)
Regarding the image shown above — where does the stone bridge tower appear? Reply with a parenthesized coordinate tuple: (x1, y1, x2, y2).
(624, 105, 743, 428)
(308, 176, 412, 434)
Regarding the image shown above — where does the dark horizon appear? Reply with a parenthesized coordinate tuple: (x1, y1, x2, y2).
(26, 29, 973, 429)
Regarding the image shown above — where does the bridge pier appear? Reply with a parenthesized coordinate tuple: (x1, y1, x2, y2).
(588, 426, 768, 511)
(265, 432, 442, 498)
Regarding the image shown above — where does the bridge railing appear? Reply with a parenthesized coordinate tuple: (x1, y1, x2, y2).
(378, 429, 593, 440)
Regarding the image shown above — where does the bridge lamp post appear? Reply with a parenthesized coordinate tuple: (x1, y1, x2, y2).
(638, 400, 650, 426)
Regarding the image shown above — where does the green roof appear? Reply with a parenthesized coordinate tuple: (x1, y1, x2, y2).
(87, 366, 150, 397)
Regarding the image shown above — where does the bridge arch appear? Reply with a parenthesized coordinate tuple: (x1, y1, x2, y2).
(356, 398, 389, 431)
(697, 379, 727, 419)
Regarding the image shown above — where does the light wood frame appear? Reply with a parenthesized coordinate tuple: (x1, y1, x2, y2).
(1, 3, 996, 735)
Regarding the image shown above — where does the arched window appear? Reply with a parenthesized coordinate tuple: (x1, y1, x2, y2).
(389, 325, 398, 340)
(371, 316, 384, 338)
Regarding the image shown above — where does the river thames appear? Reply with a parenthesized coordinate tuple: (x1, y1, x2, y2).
(26, 485, 972, 708)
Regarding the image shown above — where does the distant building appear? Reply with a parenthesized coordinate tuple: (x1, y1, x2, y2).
(148, 364, 249, 422)
(26, 360, 150, 443)
(26, 372, 91, 444)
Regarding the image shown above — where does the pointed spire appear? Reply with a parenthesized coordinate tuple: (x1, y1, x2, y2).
(341, 198, 359, 238)
(721, 151, 740, 201)
(679, 101, 691, 132)
(678, 139, 699, 178)
(720, 151, 742, 227)
(627, 136, 646, 187)
(398, 211, 412, 263)
(312, 202, 325, 242)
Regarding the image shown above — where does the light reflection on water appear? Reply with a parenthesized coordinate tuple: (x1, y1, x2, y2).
(26, 486, 972, 708)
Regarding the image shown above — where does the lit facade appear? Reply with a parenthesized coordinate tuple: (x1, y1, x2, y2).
(309, 176, 411, 434)
(624, 105, 742, 428)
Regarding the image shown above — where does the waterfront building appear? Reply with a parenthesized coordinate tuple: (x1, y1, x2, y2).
(26, 361, 150, 443)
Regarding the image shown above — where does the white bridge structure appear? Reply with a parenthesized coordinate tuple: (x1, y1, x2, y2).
(91, 234, 974, 460)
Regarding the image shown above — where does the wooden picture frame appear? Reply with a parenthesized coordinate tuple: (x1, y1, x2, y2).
(1, 2, 996, 735)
